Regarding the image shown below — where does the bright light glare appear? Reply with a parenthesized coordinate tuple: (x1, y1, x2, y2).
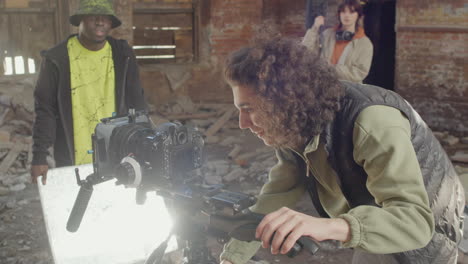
(136, 55, 175, 59)
(141, 27, 189, 31)
(133, 45, 176, 49)
(38, 164, 176, 264)
(161, 27, 181, 30)
(4, 57, 13, 75)
(14, 56, 25, 74)
(28, 58, 36, 74)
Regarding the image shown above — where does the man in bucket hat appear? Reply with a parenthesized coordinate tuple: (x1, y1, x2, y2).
(31, 0, 147, 185)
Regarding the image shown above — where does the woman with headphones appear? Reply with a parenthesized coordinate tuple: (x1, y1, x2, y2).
(302, 0, 373, 83)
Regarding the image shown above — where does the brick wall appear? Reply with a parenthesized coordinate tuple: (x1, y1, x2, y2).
(210, 0, 263, 60)
(134, 0, 308, 106)
(184, 0, 308, 104)
(183, 0, 264, 104)
(395, 0, 468, 132)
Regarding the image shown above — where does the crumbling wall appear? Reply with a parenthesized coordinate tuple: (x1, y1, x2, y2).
(136, 0, 308, 108)
(395, 0, 468, 133)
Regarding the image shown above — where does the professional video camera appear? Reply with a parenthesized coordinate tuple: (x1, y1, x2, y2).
(92, 108, 203, 196)
(67, 109, 319, 264)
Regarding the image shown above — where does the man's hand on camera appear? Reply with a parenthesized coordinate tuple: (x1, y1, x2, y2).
(255, 207, 350, 255)
(31, 164, 49, 185)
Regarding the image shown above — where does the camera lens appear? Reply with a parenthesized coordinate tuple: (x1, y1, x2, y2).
(115, 162, 135, 185)
(177, 131, 187, 145)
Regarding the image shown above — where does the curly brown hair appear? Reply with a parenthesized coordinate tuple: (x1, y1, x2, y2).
(224, 29, 344, 145)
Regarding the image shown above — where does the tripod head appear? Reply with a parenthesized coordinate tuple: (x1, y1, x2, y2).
(142, 183, 320, 264)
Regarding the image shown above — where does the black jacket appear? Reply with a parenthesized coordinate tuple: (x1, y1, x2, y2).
(32, 35, 147, 167)
(307, 82, 464, 263)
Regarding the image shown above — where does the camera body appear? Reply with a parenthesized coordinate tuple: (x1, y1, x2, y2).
(335, 30, 355, 41)
(92, 110, 204, 190)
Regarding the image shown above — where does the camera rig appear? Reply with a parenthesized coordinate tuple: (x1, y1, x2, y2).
(67, 110, 319, 264)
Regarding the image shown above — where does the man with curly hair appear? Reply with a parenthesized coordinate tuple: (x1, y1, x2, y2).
(219, 34, 464, 264)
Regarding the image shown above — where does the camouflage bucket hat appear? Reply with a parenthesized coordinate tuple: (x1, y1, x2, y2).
(69, 0, 122, 28)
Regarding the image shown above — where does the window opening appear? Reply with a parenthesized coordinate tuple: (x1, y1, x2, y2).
(133, 1, 196, 64)
(3, 55, 36, 75)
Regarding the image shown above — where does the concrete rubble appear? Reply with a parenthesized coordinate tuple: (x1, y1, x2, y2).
(0, 79, 34, 196)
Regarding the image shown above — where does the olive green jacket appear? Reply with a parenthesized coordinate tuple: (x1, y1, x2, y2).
(220, 105, 434, 264)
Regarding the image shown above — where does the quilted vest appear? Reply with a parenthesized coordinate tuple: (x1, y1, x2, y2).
(307, 81, 463, 263)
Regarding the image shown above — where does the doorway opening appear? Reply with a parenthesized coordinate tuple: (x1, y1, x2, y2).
(363, 0, 396, 90)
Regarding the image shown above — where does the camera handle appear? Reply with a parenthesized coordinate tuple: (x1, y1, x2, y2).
(210, 211, 320, 257)
(143, 210, 320, 264)
(67, 167, 118, 232)
(66, 169, 95, 232)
